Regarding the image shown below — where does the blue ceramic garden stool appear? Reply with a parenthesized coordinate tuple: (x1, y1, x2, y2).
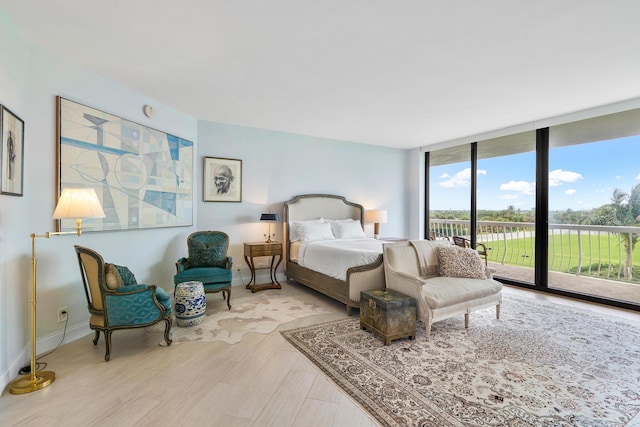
(174, 281, 206, 327)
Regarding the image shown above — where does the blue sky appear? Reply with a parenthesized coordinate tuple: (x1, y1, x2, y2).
(430, 135, 640, 211)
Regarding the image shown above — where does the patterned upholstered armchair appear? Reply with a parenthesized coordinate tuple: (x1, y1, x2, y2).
(174, 231, 233, 310)
(74, 245, 173, 361)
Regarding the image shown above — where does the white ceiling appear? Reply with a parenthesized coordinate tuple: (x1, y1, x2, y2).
(3, 1, 640, 149)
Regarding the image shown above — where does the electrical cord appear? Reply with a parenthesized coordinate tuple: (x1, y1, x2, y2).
(18, 314, 69, 375)
(236, 268, 246, 286)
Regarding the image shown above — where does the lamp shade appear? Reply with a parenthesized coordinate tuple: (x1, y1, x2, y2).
(53, 188, 106, 219)
(260, 213, 279, 221)
(364, 210, 387, 224)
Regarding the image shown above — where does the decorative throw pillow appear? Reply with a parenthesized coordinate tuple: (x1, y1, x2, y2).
(295, 221, 335, 241)
(331, 220, 366, 239)
(437, 244, 486, 279)
(112, 264, 138, 287)
(187, 237, 228, 268)
(105, 263, 123, 290)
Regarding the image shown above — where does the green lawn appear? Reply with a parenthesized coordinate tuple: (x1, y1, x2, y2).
(483, 233, 640, 281)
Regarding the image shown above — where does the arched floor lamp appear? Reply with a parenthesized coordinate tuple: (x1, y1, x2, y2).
(9, 188, 105, 394)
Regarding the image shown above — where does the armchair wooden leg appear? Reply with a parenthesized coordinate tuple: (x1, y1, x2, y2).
(163, 317, 173, 346)
(496, 304, 501, 319)
(104, 330, 113, 362)
(464, 313, 469, 329)
(225, 287, 231, 310)
(93, 330, 100, 345)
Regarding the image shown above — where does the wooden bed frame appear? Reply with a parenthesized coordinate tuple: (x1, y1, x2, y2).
(283, 194, 386, 314)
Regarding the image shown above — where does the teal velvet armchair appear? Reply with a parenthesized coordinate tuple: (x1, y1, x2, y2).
(74, 245, 173, 361)
(174, 231, 233, 309)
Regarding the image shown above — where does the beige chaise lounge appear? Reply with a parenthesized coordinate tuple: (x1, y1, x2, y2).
(383, 240, 502, 340)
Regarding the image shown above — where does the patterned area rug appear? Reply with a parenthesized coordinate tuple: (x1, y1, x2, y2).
(281, 296, 640, 427)
(161, 294, 330, 345)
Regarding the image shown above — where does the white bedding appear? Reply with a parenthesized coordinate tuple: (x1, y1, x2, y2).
(297, 238, 385, 281)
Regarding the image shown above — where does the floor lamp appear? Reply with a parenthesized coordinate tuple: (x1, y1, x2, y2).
(9, 188, 105, 395)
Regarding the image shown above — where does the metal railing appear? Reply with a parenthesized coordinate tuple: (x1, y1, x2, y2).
(429, 219, 640, 282)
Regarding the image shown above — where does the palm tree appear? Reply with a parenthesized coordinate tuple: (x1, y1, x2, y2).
(608, 184, 640, 278)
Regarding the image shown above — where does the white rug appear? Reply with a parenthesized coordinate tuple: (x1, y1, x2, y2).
(158, 293, 331, 345)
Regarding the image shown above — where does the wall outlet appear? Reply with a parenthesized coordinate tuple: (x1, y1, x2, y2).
(58, 307, 68, 323)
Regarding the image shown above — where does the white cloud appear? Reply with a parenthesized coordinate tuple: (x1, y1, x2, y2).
(565, 188, 576, 195)
(549, 169, 583, 187)
(500, 180, 535, 195)
(440, 173, 450, 178)
(439, 168, 471, 188)
(635, 173, 640, 180)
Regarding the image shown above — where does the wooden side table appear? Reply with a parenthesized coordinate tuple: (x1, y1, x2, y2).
(243, 242, 283, 292)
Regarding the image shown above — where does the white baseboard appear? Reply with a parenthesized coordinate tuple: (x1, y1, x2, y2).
(0, 321, 91, 392)
(1, 271, 289, 391)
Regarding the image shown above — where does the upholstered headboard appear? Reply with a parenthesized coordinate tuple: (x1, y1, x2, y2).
(283, 194, 364, 259)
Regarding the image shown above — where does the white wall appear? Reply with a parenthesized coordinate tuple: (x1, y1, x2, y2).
(0, 7, 198, 389)
(196, 121, 409, 281)
(0, 7, 32, 391)
(0, 7, 412, 391)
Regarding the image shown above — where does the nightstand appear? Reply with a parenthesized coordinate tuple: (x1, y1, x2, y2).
(243, 242, 283, 292)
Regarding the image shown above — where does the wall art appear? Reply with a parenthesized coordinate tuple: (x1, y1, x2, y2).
(1, 106, 24, 196)
(57, 96, 193, 232)
(203, 156, 242, 202)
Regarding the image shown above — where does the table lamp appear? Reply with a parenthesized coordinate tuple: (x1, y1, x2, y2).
(10, 188, 105, 394)
(260, 213, 279, 243)
(365, 209, 387, 240)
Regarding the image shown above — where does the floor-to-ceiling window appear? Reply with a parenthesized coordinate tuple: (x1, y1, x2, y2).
(477, 132, 537, 284)
(425, 108, 640, 311)
(428, 145, 471, 239)
(548, 109, 640, 305)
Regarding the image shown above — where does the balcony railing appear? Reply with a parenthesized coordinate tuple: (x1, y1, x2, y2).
(429, 219, 640, 283)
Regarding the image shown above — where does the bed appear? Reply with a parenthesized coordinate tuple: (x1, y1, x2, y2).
(283, 194, 386, 314)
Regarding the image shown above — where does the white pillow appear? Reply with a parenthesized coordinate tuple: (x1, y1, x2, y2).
(325, 218, 355, 223)
(296, 221, 335, 241)
(289, 218, 323, 241)
(331, 220, 366, 239)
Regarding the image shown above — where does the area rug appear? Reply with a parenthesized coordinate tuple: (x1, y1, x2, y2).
(160, 294, 331, 345)
(281, 295, 640, 426)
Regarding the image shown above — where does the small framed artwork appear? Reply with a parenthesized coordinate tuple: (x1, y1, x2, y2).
(0, 106, 25, 196)
(203, 156, 242, 202)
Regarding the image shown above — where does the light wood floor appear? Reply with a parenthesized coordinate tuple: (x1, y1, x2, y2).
(1, 282, 639, 427)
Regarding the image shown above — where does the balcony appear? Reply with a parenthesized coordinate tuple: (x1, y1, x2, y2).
(429, 219, 640, 306)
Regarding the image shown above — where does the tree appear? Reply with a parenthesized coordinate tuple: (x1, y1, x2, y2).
(606, 184, 640, 278)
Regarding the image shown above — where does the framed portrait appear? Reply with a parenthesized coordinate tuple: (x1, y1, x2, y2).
(0, 106, 25, 196)
(203, 156, 242, 202)
(57, 96, 193, 232)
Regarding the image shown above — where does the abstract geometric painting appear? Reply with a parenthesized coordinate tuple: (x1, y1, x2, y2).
(57, 97, 193, 232)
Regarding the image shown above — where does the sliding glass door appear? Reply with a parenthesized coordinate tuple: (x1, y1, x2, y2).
(476, 132, 536, 284)
(428, 145, 470, 240)
(425, 108, 640, 310)
(548, 109, 640, 305)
